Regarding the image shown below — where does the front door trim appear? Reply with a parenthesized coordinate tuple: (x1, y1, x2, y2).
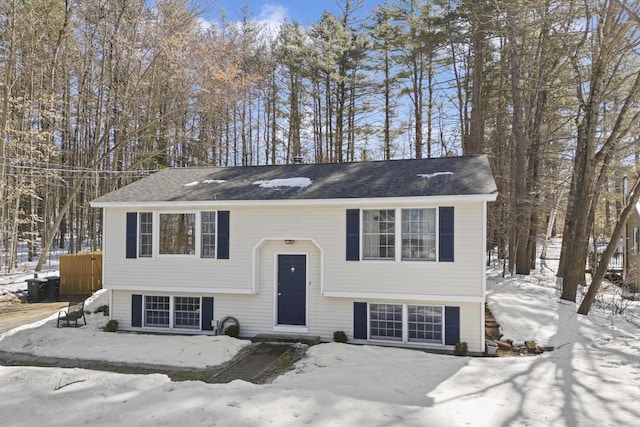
(274, 252, 309, 330)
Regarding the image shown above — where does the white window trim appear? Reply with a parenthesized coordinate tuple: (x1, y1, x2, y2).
(156, 211, 198, 258)
(400, 207, 437, 262)
(362, 208, 396, 261)
(367, 302, 445, 346)
(143, 294, 203, 331)
(137, 210, 219, 259)
(360, 207, 441, 263)
(143, 295, 171, 328)
(200, 210, 217, 259)
(138, 212, 153, 258)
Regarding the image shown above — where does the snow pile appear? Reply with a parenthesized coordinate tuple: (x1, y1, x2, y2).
(1, 239, 639, 426)
(253, 177, 312, 189)
(0, 290, 249, 368)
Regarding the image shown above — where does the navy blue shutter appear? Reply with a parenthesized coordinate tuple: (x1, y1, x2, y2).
(131, 294, 143, 327)
(439, 207, 454, 262)
(126, 212, 137, 259)
(444, 306, 460, 345)
(217, 211, 230, 259)
(201, 297, 214, 331)
(346, 209, 360, 261)
(353, 302, 368, 339)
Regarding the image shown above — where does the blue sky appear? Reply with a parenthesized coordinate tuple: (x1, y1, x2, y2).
(208, 1, 385, 25)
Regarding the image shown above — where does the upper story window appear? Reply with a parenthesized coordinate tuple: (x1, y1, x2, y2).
(346, 207, 453, 262)
(127, 210, 229, 260)
(201, 211, 216, 258)
(401, 208, 436, 261)
(363, 209, 395, 260)
(139, 212, 153, 258)
(634, 227, 639, 255)
(159, 213, 196, 255)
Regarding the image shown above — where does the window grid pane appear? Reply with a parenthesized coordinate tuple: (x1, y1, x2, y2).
(159, 213, 195, 255)
(401, 209, 436, 261)
(145, 296, 169, 327)
(363, 210, 395, 260)
(139, 212, 153, 257)
(369, 303, 402, 341)
(174, 297, 201, 329)
(408, 305, 443, 343)
(201, 211, 216, 258)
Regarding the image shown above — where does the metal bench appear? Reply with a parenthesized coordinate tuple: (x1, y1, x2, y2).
(57, 301, 87, 327)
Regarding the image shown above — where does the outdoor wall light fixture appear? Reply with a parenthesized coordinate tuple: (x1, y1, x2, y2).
(285, 239, 295, 245)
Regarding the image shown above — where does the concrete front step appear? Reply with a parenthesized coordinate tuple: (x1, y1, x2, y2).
(252, 333, 321, 346)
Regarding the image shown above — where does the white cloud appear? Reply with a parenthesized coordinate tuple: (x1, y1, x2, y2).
(258, 4, 288, 23)
(257, 4, 287, 37)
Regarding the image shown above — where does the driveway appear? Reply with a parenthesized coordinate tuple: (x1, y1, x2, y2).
(0, 302, 69, 334)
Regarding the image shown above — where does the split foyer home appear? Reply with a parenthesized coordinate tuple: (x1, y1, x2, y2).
(90, 155, 498, 353)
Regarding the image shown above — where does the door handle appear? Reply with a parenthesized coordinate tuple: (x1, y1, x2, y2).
(278, 292, 282, 296)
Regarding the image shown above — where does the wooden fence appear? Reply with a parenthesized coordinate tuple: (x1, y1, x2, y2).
(59, 251, 102, 296)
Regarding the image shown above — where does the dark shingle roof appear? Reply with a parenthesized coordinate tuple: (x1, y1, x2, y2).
(91, 155, 497, 205)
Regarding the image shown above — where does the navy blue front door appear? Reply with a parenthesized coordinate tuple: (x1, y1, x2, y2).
(277, 255, 306, 326)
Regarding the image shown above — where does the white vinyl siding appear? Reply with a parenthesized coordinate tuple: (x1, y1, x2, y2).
(104, 202, 484, 297)
(103, 197, 487, 352)
(110, 289, 484, 352)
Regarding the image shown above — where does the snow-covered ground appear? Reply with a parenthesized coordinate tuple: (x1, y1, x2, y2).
(1, 239, 639, 426)
(0, 245, 62, 296)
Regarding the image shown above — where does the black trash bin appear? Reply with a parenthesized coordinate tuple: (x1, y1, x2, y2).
(26, 278, 48, 303)
(46, 276, 60, 301)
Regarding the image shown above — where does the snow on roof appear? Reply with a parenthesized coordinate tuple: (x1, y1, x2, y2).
(253, 177, 312, 189)
(91, 156, 498, 205)
(184, 179, 227, 187)
(417, 172, 454, 178)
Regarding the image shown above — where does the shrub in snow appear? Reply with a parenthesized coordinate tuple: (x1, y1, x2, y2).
(104, 320, 119, 333)
(333, 331, 348, 343)
(454, 341, 468, 356)
(224, 324, 239, 338)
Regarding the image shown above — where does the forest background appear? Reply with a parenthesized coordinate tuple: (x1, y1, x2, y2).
(1, 0, 640, 313)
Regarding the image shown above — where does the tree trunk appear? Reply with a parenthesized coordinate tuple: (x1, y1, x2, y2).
(560, 120, 596, 301)
(578, 176, 640, 314)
